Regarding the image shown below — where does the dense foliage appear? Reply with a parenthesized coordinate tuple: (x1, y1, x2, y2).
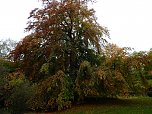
(1, 0, 152, 113)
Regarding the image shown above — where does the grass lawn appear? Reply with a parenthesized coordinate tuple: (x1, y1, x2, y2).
(51, 97, 152, 114)
(2, 97, 152, 114)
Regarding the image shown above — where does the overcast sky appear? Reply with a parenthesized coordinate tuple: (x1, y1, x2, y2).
(0, 0, 41, 41)
(0, 0, 151, 51)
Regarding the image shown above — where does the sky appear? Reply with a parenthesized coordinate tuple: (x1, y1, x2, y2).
(0, 0, 41, 41)
(0, 0, 151, 51)
(94, 0, 152, 51)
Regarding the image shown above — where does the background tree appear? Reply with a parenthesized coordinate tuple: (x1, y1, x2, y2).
(101, 43, 149, 96)
(0, 39, 16, 110)
(0, 39, 17, 58)
(101, 43, 130, 96)
(129, 51, 148, 94)
(144, 50, 152, 80)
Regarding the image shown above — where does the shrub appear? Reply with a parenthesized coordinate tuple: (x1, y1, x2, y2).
(0, 58, 15, 108)
(7, 73, 37, 114)
(27, 70, 74, 111)
(0, 58, 15, 75)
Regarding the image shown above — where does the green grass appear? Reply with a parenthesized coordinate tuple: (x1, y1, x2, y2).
(23, 97, 152, 114)
(50, 97, 152, 114)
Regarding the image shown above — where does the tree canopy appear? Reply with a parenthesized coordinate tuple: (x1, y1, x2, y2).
(11, 0, 108, 81)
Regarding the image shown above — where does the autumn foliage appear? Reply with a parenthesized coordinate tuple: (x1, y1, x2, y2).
(1, 0, 152, 113)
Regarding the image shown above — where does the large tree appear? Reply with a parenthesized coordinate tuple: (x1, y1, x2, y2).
(10, 0, 109, 110)
(11, 0, 108, 81)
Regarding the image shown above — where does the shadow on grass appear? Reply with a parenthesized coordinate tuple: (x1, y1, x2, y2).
(26, 97, 152, 114)
(80, 97, 135, 106)
(53, 97, 152, 114)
